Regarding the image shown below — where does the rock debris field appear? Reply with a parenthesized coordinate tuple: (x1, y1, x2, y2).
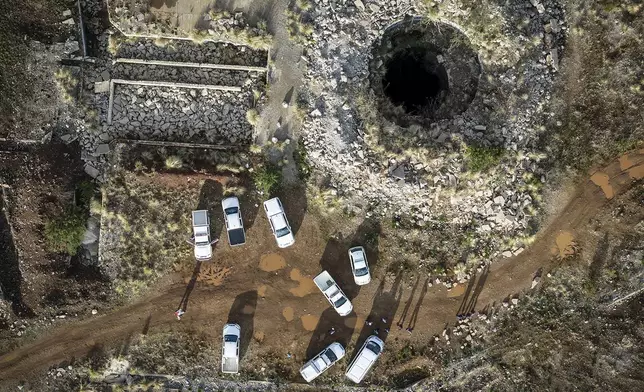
(78, 36, 268, 181)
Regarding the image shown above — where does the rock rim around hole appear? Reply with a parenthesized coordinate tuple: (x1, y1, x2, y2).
(369, 17, 481, 127)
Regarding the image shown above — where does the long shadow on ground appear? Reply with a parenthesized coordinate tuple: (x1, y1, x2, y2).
(0, 195, 34, 317)
(227, 291, 258, 359)
(350, 272, 404, 360)
(305, 307, 356, 359)
(319, 219, 382, 300)
(196, 179, 225, 242)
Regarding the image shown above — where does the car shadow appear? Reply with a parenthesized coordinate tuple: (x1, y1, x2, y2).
(275, 184, 307, 236)
(196, 179, 225, 243)
(226, 290, 258, 359)
(305, 308, 356, 359)
(350, 272, 404, 360)
(319, 219, 382, 300)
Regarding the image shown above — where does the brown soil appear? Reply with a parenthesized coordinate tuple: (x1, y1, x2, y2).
(0, 149, 642, 384)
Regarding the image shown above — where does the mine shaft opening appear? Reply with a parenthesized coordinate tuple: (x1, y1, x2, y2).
(382, 47, 449, 115)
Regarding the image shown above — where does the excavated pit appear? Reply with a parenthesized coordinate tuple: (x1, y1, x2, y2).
(370, 18, 481, 126)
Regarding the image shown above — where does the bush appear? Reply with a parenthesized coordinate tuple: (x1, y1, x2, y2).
(293, 139, 312, 181)
(45, 207, 86, 255)
(253, 164, 282, 196)
(164, 155, 182, 169)
(246, 108, 260, 126)
(465, 145, 505, 172)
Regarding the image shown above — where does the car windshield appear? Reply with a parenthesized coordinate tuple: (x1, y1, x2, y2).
(224, 334, 238, 343)
(276, 227, 291, 238)
(366, 342, 381, 355)
(333, 296, 347, 308)
(195, 241, 210, 246)
(355, 267, 369, 276)
(324, 348, 338, 362)
(224, 207, 238, 215)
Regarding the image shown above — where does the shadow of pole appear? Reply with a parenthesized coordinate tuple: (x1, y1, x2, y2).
(397, 276, 420, 328)
(226, 291, 258, 359)
(407, 278, 429, 330)
(462, 265, 490, 316)
(456, 272, 477, 317)
(177, 260, 202, 312)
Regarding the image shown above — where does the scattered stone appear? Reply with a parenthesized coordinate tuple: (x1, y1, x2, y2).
(101, 70, 111, 81)
(62, 9, 72, 17)
(85, 164, 100, 178)
(95, 144, 110, 155)
(354, 0, 365, 12)
(511, 298, 519, 305)
(94, 81, 110, 93)
(62, 18, 75, 25)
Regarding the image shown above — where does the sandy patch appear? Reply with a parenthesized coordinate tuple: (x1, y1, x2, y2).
(259, 253, 286, 272)
(343, 315, 364, 328)
(288, 268, 316, 297)
(282, 306, 294, 322)
(590, 171, 614, 199)
(194, 265, 230, 286)
(627, 163, 644, 180)
(447, 284, 466, 298)
(257, 285, 267, 297)
(300, 314, 319, 331)
(254, 331, 265, 342)
(553, 231, 576, 259)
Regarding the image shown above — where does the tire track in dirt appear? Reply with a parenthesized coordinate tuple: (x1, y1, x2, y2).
(0, 150, 642, 382)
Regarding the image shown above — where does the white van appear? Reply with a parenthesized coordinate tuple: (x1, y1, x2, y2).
(345, 335, 384, 384)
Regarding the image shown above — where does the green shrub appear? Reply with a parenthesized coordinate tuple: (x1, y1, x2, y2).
(45, 207, 86, 255)
(253, 164, 282, 196)
(293, 139, 312, 181)
(465, 145, 505, 172)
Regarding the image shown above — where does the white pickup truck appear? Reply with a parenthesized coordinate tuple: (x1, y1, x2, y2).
(313, 270, 353, 316)
(222, 197, 246, 246)
(300, 342, 345, 382)
(221, 323, 241, 374)
(345, 335, 384, 384)
(192, 210, 212, 260)
(263, 197, 295, 248)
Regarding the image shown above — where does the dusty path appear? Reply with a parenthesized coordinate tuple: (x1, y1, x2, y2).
(0, 150, 642, 382)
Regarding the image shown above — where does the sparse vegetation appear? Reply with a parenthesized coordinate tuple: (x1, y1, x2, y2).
(465, 145, 505, 172)
(44, 207, 86, 255)
(252, 164, 282, 196)
(246, 108, 260, 126)
(164, 155, 183, 169)
(293, 139, 312, 181)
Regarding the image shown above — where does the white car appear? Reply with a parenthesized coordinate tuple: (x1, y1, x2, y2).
(222, 197, 246, 246)
(221, 323, 241, 374)
(300, 342, 345, 382)
(348, 246, 371, 285)
(313, 270, 353, 316)
(263, 197, 295, 248)
(345, 335, 384, 384)
(192, 210, 212, 260)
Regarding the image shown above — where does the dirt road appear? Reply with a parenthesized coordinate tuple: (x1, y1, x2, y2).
(0, 149, 642, 382)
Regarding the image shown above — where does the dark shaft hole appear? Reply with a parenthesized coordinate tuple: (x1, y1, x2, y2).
(383, 48, 448, 115)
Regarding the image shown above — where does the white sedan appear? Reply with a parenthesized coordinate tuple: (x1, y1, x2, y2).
(348, 246, 371, 285)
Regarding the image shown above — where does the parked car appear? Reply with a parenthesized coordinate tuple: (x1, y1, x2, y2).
(313, 270, 353, 316)
(263, 197, 294, 248)
(221, 323, 241, 374)
(191, 210, 212, 260)
(300, 342, 345, 382)
(345, 335, 384, 384)
(348, 246, 371, 285)
(222, 197, 246, 246)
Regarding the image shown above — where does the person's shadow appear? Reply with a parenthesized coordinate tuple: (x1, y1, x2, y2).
(226, 291, 258, 359)
(304, 307, 356, 360)
(176, 260, 202, 313)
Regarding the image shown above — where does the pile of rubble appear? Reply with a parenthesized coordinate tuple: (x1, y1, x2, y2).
(109, 86, 252, 144)
(295, 0, 566, 262)
(115, 38, 268, 66)
(111, 62, 263, 87)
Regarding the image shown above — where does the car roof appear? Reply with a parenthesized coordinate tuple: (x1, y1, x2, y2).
(263, 198, 283, 215)
(222, 196, 240, 209)
(271, 213, 287, 229)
